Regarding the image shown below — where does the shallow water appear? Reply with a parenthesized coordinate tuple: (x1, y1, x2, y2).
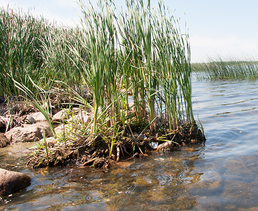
(2, 76, 258, 210)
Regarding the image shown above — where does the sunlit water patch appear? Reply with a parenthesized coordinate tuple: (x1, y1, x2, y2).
(2, 75, 258, 210)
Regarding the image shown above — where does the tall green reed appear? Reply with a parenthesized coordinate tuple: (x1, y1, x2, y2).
(1, 0, 197, 145)
(77, 0, 114, 134)
(193, 57, 258, 80)
(0, 7, 53, 96)
(72, 0, 195, 137)
(119, 0, 194, 131)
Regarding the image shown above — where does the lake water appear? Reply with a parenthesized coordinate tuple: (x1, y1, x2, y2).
(2, 74, 258, 210)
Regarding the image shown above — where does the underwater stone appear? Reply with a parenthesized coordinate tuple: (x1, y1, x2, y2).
(0, 168, 31, 196)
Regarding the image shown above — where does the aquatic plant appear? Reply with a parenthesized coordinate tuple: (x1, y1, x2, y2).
(1, 0, 204, 165)
(0, 7, 52, 96)
(192, 58, 258, 80)
(71, 0, 194, 136)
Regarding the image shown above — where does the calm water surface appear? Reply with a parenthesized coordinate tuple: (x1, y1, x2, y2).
(1, 76, 258, 210)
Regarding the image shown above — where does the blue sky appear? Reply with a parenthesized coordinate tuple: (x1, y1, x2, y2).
(1, 0, 258, 62)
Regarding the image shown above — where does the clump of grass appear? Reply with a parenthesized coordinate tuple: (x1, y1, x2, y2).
(1, 0, 205, 165)
(0, 7, 53, 96)
(0, 6, 86, 96)
(192, 57, 258, 80)
(72, 0, 195, 137)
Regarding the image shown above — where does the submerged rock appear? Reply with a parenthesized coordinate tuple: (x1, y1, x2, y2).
(0, 168, 31, 196)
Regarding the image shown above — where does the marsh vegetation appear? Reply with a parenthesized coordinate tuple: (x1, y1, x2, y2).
(0, 0, 205, 168)
(192, 58, 258, 80)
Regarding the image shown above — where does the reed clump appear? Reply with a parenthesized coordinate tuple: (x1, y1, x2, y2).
(192, 58, 258, 80)
(0, 7, 51, 96)
(1, 0, 205, 168)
